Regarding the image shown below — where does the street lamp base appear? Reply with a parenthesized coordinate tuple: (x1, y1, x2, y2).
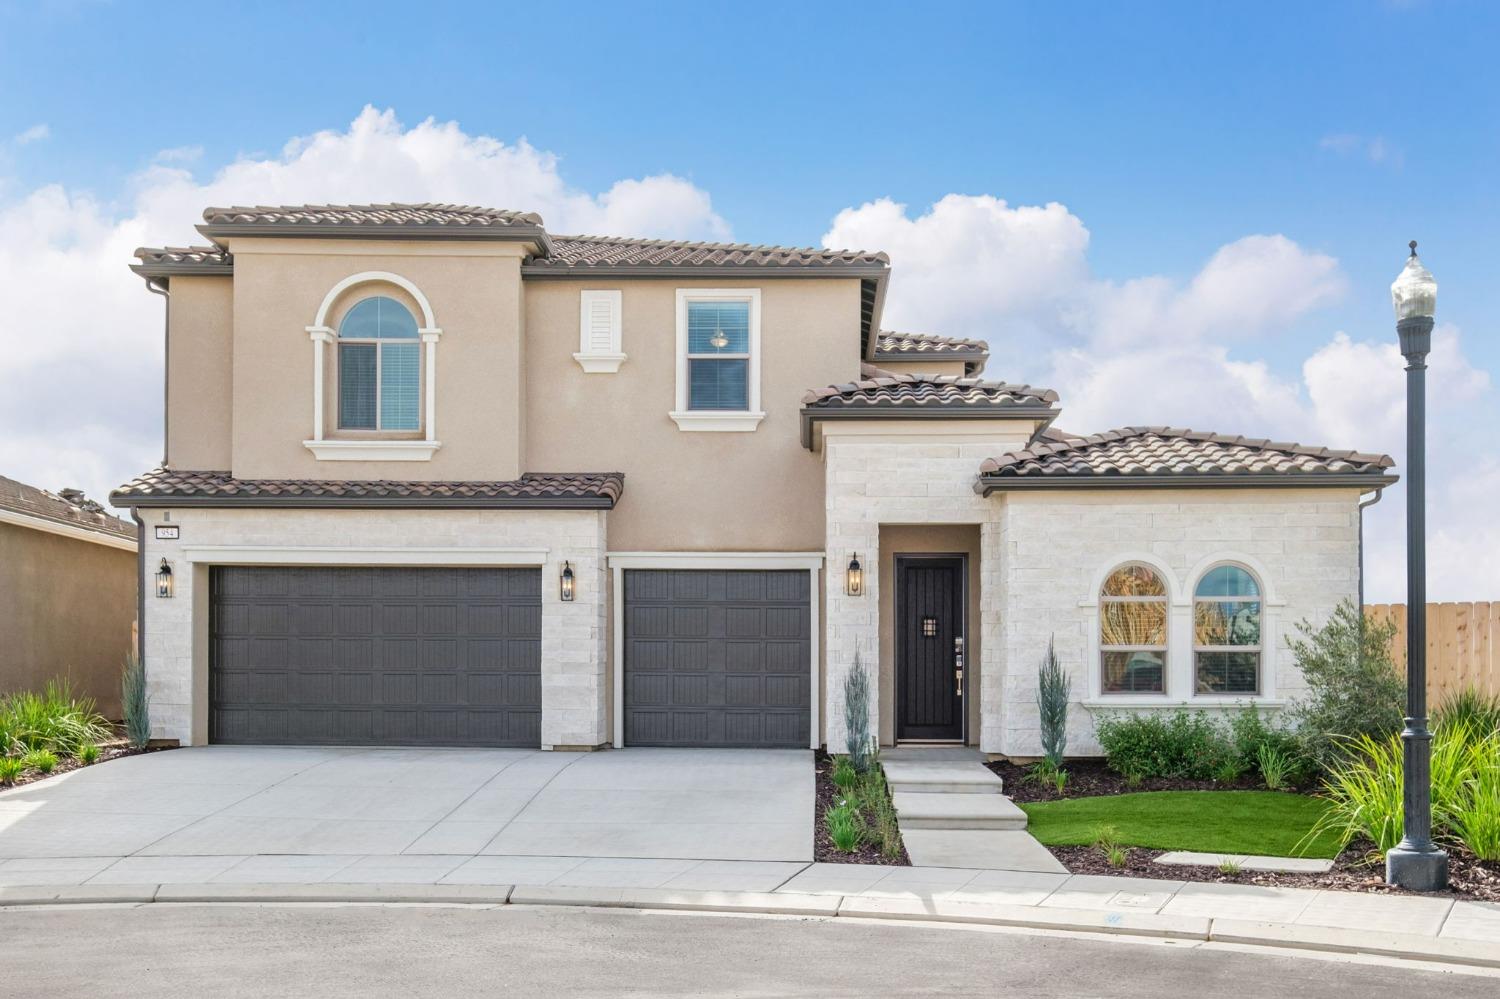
(1386, 845, 1449, 891)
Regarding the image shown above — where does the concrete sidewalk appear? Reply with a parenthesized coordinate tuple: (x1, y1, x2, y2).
(3, 855, 1497, 969)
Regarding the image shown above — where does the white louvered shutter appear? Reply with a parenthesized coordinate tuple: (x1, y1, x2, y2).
(580, 291, 621, 352)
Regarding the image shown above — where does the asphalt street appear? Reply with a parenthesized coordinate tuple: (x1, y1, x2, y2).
(1, 903, 1493, 998)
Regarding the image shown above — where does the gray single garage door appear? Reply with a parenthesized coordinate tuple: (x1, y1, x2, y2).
(624, 569, 810, 748)
(210, 566, 541, 747)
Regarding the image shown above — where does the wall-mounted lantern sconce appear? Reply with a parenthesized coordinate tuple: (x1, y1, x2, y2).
(560, 561, 576, 602)
(155, 558, 174, 598)
(846, 553, 864, 597)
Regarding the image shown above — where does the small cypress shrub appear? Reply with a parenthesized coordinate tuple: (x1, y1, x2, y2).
(121, 652, 152, 749)
(1036, 635, 1070, 768)
(843, 651, 873, 773)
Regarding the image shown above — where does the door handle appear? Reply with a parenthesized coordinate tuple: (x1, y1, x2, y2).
(954, 637, 964, 697)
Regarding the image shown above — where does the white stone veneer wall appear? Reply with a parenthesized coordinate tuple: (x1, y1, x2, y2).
(995, 488, 1362, 757)
(137, 506, 608, 748)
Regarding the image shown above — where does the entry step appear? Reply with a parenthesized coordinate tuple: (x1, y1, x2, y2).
(891, 792, 1028, 830)
(883, 762, 1004, 795)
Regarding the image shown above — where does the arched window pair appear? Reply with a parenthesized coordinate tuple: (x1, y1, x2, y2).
(337, 296, 420, 431)
(1099, 564, 1262, 695)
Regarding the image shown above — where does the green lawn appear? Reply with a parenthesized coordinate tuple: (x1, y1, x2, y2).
(1019, 790, 1343, 859)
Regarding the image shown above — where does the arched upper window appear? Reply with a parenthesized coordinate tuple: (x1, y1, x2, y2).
(1099, 564, 1167, 694)
(338, 296, 420, 431)
(1193, 564, 1262, 694)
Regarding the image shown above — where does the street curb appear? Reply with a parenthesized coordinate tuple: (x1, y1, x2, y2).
(2, 883, 1495, 969)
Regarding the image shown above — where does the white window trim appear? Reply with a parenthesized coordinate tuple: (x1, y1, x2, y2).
(670, 288, 765, 432)
(574, 289, 626, 373)
(1080, 552, 1284, 705)
(606, 551, 823, 749)
(304, 272, 442, 461)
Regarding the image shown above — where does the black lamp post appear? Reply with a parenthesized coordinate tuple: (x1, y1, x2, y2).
(1385, 241, 1448, 892)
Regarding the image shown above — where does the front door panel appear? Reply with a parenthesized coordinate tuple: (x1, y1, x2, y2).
(896, 556, 965, 741)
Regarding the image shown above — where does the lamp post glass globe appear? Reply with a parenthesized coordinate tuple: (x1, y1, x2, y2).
(1391, 241, 1437, 322)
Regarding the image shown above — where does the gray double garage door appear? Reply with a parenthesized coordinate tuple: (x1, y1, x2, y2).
(210, 566, 810, 749)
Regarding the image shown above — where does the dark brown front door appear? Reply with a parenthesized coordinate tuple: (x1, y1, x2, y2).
(895, 556, 966, 741)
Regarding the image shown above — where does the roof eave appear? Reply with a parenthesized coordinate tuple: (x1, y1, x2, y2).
(975, 472, 1399, 496)
(109, 492, 617, 511)
(196, 222, 553, 254)
(800, 405, 1059, 450)
(519, 262, 890, 280)
(872, 349, 991, 363)
(129, 262, 235, 281)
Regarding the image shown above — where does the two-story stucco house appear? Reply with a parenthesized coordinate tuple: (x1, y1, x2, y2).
(114, 204, 1396, 758)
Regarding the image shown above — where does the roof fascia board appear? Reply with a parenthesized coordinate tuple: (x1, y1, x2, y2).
(976, 473, 1399, 496)
(801, 405, 1059, 449)
(110, 494, 616, 511)
(197, 222, 553, 256)
(0, 506, 137, 550)
(520, 264, 889, 280)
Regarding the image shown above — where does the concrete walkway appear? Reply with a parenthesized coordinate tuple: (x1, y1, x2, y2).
(3, 858, 1497, 970)
(0, 746, 812, 863)
(883, 747, 1063, 873)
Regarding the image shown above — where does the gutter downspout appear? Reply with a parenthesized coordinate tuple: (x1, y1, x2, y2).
(1358, 487, 1386, 611)
(145, 278, 170, 467)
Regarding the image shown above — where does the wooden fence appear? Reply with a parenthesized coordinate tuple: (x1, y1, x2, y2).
(1364, 602, 1500, 702)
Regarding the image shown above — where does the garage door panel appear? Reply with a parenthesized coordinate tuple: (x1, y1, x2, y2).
(624, 569, 810, 748)
(211, 566, 541, 747)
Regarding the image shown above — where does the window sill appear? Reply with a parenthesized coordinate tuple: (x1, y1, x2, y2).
(573, 352, 627, 374)
(1082, 697, 1287, 710)
(669, 410, 766, 432)
(304, 439, 441, 461)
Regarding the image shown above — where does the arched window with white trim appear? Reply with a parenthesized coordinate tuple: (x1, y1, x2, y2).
(1099, 564, 1168, 694)
(1193, 564, 1262, 694)
(337, 296, 420, 430)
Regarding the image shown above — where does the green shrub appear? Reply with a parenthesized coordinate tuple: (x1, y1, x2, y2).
(0, 680, 110, 759)
(854, 768, 904, 860)
(1094, 710, 1235, 780)
(23, 748, 59, 774)
(78, 743, 101, 765)
(1037, 635, 1070, 768)
(122, 652, 152, 749)
(1257, 743, 1294, 791)
(1436, 687, 1500, 737)
(831, 756, 858, 792)
(0, 756, 23, 784)
(1230, 704, 1313, 786)
(842, 652, 873, 774)
(1287, 600, 1404, 767)
(1303, 721, 1500, 859)
(825, 801, 865, 853)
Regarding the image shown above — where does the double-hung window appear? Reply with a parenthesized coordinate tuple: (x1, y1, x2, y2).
(672, 289, 764, 431)
(1193, 564, 1262, 694)
(338, 296, 420, 431)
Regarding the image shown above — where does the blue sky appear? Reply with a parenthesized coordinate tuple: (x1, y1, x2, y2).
(1, 0, 1496, 599)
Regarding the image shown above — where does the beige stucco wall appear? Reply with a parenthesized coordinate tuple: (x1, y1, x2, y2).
(165, 275, 234, 470)
(877, 524, 982, 746)
(525, 278, 862, 551)
(222, 238, 529, 481)
(0, 523, 136, 717)
(873, 358, 973, 378)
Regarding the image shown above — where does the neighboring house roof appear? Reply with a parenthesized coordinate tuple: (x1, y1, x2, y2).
(874, 331, 990, 375)
(977, 427, 1397, 493)
(0, 475, 136, 549)
(110, 468, 625, 509)
(799, 368, 1060, 448)
(132, 245, 234, 279)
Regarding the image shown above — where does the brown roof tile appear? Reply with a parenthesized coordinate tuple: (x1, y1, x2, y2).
(874, 331, 990, 357)
(111, 469, 624, 509)
(201, 203, 544, 229)
(978, 427, 1395, 490)
(527, 234, 889, 272)
(0, 476, 134, 540)
(802, 370, 1058, 410)
(131, 245, 234, 278)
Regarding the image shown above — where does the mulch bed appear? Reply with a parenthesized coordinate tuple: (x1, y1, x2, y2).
(989, 757, 1500, 903)
(813, 751, 911, 866)
(0, 736, 174, 793)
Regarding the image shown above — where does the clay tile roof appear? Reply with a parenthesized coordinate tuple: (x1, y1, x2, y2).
(111, 469, 624, 509)
(131, 245, 234, 278)
(526, 234, 889, 272)
(802, 369, 1059, 411)
(874, 331, 990, 357)
(0, 475, 134, 541)
(977, 427, 1396, 490)
(200, 203, 544, 229)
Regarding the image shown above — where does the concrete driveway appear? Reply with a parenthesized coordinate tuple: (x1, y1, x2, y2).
(0, 747, 813, 866)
